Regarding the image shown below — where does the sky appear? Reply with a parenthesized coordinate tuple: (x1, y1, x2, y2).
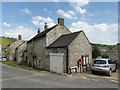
(1, 1, 118, 45)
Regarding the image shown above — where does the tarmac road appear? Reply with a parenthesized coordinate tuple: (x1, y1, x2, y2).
(1, 64, 118, 88)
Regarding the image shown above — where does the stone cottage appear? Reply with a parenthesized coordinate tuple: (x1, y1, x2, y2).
(15, 41, 27, 64)
(107, 43, 120, 60)
(27, 18, 71, 70)
(47, 31, 92, 73)
(27, 18, 92, 73)
(5, 35, 27, 63)
(107, 43, 120, 67)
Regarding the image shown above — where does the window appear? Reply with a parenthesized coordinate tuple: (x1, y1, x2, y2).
(26, 56, 28, 61)
(94, 60, 106, 64)
(108, 60, 113, 64)
(82, 55, 89, 65)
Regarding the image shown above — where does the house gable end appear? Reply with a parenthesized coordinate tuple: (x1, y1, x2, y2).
(47, 31, 81, 48)
(27, 24, 58, 43)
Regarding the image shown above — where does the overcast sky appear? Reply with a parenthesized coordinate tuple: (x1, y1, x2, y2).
(1, 1, 118, 45)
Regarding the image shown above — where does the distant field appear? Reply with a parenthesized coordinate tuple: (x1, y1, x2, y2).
(91, 43, 114, 50)
(0, 37, 17, 48)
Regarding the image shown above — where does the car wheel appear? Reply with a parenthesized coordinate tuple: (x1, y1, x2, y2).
(108, 69, 112, 76)
(91, 70, 94, 74)
(113, 68, 116, 72)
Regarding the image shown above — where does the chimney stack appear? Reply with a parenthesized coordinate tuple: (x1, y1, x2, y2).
(37, 28, 40, 34)
(58, 18, 64, 26)
(18, 34, 22, 40)
(44, 23, 48, 30)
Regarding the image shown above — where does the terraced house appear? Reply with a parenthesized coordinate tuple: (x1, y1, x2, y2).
(5, 35, 27, 64)
(107, 43, 120, 68)
(27, 18, 92, 73)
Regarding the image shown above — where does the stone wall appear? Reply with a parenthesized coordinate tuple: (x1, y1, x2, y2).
(33, 36, 49, 70)
(108, 44, 119, 60)
(68, 31, 92, 67)
(16, 42, 27, 64)
(5, 40, 24, 61)
(27, 40, 34, 66)
(47, 47, 67, 72)
(46, 25, 71, 47)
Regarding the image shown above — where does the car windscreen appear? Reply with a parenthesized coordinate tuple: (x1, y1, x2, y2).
(93, 60, 106, 64)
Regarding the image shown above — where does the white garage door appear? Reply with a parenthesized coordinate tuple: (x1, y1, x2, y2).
(50, 53, 64, 73)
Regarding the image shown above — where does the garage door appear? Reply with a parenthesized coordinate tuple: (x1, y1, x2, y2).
(50, 53, 64, 73)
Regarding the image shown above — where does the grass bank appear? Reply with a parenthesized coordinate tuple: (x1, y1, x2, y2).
(2, 61, 67, 76)
(2, 61, 26, 67)
(2, 61, 41, 72)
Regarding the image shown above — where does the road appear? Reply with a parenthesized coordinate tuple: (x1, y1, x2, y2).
(1, 64, 118, 88)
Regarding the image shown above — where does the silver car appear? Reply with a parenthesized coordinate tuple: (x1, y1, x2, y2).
(0, 56, 7, 62)
(91, 58, 116, 76)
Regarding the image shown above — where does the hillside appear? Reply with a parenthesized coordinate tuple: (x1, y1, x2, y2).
(0, 36, 114, 51)
(91, 43, 114, 50)
(0, 36, 17, 48)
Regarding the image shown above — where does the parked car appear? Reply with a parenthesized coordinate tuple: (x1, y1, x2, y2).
(91, 58, 116, 76)
(0, 56, 7, 62)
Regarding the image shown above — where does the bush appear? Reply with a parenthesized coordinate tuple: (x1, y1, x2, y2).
(92, 46, 101, 58)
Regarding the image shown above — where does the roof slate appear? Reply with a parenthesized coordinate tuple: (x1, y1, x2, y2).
(27, 24, 58, 43)
(47, 31, 82, 48)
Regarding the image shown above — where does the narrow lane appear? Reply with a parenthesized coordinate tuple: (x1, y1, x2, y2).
(2, 64, 118, 88)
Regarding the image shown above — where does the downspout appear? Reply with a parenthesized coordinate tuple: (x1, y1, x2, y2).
(26, 42, 29, 66)
(66, 47, 69, 74)
(14, 47, 18, 61)
(32, 40, 35, 68)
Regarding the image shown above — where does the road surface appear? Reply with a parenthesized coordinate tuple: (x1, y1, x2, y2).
(1, 64, 118, 88)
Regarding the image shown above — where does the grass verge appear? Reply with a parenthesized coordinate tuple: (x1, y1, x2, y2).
(2, 61, 67, 76)
(2, 61, 24, 68)
(2, 61, 41, 72)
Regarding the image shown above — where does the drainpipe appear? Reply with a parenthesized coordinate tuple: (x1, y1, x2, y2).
(66, 47, 69, 74)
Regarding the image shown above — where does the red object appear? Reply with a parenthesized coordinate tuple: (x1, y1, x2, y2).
(79, 59, 83, 65)
(92, 64, 95, 66)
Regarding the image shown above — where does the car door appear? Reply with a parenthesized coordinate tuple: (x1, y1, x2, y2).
(108, 60, 115, 71)
(112, 61, 116, 71)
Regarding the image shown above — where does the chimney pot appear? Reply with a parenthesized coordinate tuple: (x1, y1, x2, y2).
(37, 28, 40, 34)
(44, 23, 48, 30)
(58, 18, 64, 26)
(18, 34, 22, 40)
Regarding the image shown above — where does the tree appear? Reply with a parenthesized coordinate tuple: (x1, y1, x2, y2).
(92, 46, 101, 59)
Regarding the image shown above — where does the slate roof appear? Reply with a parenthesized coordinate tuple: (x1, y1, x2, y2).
(27, 24, 58, 43)
(47, 31, 82, 48)
(16, 41, 26, 49)
(117, 43, 120, 45)
(106, 43, 120, 54)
